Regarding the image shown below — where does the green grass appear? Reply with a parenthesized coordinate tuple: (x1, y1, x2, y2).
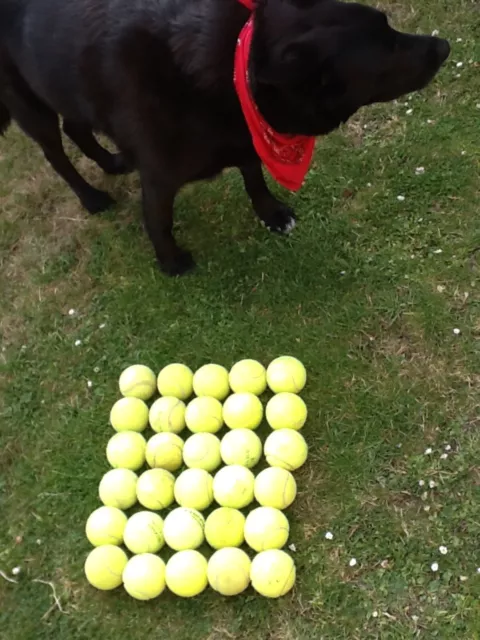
(1, 1, 480, 637)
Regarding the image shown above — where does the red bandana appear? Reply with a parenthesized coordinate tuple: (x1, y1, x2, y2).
(234, 0, 315, 191)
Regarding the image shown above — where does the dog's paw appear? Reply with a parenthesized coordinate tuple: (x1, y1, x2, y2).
(159, 248, 196, 276)
(82, 188, 116, 214)
(260, 204, 297, 235)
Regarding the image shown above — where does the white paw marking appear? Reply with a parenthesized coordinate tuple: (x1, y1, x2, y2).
(283, 216, 296, 234)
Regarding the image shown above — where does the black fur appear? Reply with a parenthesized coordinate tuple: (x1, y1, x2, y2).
(0, 0, 449, 274)
(0, 102, 11, 135)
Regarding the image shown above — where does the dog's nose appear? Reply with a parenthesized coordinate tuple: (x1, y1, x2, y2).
(435, 38, 450, 64)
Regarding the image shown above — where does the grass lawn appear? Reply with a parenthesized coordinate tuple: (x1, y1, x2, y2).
(1, 1, 479, 637)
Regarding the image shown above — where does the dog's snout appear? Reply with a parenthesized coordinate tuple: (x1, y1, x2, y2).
(435, 38, 450, 64)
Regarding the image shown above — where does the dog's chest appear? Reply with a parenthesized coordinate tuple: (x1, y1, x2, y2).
(179, 102, 257, 181)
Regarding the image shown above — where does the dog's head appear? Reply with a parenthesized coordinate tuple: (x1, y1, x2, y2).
(250, 0, 450, 135)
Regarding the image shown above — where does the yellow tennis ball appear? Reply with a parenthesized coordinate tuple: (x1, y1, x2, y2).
(157, 363, 193, 400)
(264, 429, 308, 471)
(207, 548, 251, 596)
(254, 467, 297, 510)
(123, 511, 165, 554)
(222, 393, 263, 430)
(229, 359, 267, 395)
(149, 396, 186, 434)
(106, 431, 146, 471)
(174, 469, 214, 511)
(99, 468, 138, 510)
(266, 356, 307, 394)
(163, 507, 205, 551)
(122, 553, 166, 600)
(213, 465, 255, 508)
(84, 545, 128, 591)
(193, 364, 230, 400)
(85, 506, 127, 547)
(165, 550, 208, 597)
(136, 469, 175, 510)
(244, 507, 289, 552)
(250, 549, 296, 598)
(145, 432, 184, 471)
(220, 428, 262, 468)
(109, 397, 149, 432)
(119, 364, 157, 401)
(266, 392, 307, 431)
(183, 433, 222, 472)
(205, 507, 246, 549)
(185, 396, 223, 433)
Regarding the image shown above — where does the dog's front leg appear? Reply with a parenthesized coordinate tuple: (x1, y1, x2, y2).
(140, 170, 195, 276)
(241, 161, 296, 234)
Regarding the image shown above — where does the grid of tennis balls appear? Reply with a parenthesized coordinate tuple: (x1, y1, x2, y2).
(84, 357, 308, 600)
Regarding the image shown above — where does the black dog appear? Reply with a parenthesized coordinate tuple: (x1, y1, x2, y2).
(0, 0, 449, 275)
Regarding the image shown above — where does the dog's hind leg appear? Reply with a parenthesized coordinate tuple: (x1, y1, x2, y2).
(241, 161, 297, 234)
(62, 120, 133, 176)
(1, 76, 115, 214)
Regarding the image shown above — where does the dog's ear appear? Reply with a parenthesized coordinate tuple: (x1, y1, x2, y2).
(254, 39, 320, 86)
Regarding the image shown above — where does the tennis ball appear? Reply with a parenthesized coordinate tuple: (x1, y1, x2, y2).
(98, 468, 138, 510)
(123, 511, 165, 554)
(213, 465, 255, 509)
(266, 392, 307, 431)
(174, 469, 214, 511)
(145, 432, 184, 471)
(136, 469, 175, 510)
(266, 356, 307, 394)
(250, 549, 296, 598)
(207, 548, 251, 596)
(106, 431, 146, 471)
(183, 433, 222, 472)
(85, 506, 127, 547)
(109, 397, 149, 432)
(84, 545, 128, 591)
(205, 507, 246, 549)
(165, 550, 208, 597)
(119, 364, 156, 401)
(229, 359, 267, 395)
(264, 429, 308, 471)
(244, 506, 289, 552)
(149, 396, 186, 434)
(157, 363, 193, 400)
(220, 428, 262, 468)
(193, 364, 230, 401)
(185, 397, 223, 433)
(163, 507, 205, 551)
(122, 553, 166, 600)
(254, 467, 297, 510)
(222, 393, 263, 430)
